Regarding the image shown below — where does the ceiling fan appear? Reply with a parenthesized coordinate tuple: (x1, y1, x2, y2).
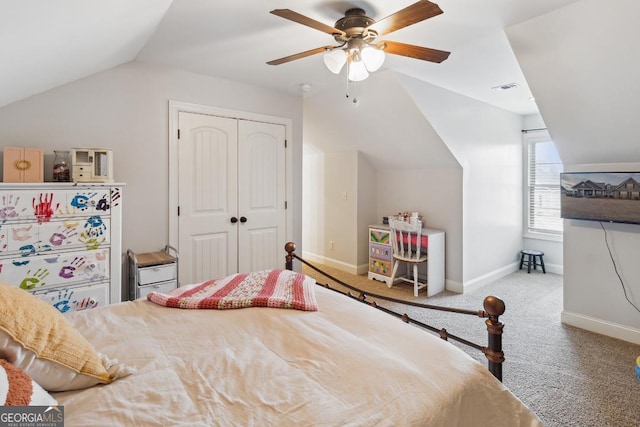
(266, 1, 450, 82)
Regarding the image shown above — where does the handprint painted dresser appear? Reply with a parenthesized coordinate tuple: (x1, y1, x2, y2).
(0, 183, 123, 314)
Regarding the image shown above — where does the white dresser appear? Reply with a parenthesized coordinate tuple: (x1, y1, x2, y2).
(0, 183, 124, 313)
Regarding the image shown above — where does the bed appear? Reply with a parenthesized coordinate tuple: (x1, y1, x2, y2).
(0, 242, 541, 426)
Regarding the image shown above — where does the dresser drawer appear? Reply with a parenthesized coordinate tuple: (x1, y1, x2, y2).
(369, 258, 392, 277)
(137, 280, 177, 299)
(33, 282, 109, 314)
(0, 248, 110, 291)
(369, 228, 390, 245)
(370, 242, 392, 261)
(138, 263, 176, 285)
(0, 217, 112, 256)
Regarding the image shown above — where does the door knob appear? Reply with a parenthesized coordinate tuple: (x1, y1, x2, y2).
(230, 217, 238, 223)
(240, 216, 247, 223)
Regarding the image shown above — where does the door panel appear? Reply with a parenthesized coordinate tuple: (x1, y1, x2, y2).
(190, 233, 228, 282)
(238, 120, 286, 273)
(245, 227, 280, 272)
(178, 112, 238, 285)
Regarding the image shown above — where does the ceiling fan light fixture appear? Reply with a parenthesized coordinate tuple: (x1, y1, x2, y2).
(323, 49, 347, 74)
(348, 59, 369, 82)
(361, 46, 385, 72)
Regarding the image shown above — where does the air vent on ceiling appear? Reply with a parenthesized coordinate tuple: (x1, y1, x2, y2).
(492, 82, 519, 91)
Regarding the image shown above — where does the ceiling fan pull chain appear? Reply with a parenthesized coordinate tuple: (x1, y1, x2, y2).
(345, 59, 351, 100)
(352, 81, 358, 105)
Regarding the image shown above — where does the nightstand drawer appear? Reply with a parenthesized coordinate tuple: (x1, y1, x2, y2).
(138, 263, 176, 285)
(137, 280, 177, 299)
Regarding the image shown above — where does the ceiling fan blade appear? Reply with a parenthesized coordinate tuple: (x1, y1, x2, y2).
(267, 45, 337, 65)
(367, 1, 443, 37)
(270, 9, 346, 36)
(378, 40, 450, 63)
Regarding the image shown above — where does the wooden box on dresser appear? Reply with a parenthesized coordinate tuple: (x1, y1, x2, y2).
(0, 183, 124, 314)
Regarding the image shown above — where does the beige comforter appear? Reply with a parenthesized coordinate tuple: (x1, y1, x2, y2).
(54, 285, 541, 426)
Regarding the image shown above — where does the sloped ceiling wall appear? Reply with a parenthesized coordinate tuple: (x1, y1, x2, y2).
(303, 70, 459, 170)
(0, 0, 173, 108)
(506, 0, 640, 165)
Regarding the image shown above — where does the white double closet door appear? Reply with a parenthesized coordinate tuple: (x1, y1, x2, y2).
(178, 112, 286, 285)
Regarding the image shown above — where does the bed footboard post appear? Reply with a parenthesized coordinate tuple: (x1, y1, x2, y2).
(285, 242, 296, 271)
(483, 296, 506, 382)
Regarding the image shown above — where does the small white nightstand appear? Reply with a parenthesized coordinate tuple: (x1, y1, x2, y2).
(127, 246, 179, 300)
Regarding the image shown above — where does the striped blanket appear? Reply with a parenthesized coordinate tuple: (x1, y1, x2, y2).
(147, 269, 318, 311)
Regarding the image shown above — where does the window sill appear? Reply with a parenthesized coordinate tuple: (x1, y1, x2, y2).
(523, 231, 563, 243)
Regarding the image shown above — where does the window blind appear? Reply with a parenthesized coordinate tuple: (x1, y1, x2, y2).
(525, 130, 563, 235)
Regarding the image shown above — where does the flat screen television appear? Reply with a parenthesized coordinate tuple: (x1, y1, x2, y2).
(560, 172, 640, 225)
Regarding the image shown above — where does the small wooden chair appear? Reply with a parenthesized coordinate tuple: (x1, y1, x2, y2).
(388, 218, 428, 297)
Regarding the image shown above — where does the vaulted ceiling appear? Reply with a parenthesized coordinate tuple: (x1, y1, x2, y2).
(2, 0, 582, 114)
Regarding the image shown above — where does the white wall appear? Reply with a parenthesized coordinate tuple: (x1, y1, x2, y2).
(0, 61, 304, 261)
(356, 151, 378, 273)
(376, 167, 462, 283)
(398, 75, 524, 288)
(301, 148, 377, 274)
(322, 151, 359, 267)
(508, 0, 640, 343)
(302, 146, 325, 260)
(302, 71, 464, 282)
(562, 162, 640, 344)
(303, 70, 527, 290)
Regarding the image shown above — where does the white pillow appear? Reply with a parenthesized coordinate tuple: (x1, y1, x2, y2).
(0, 281, 134, 391)
(0, 358, 58, 406)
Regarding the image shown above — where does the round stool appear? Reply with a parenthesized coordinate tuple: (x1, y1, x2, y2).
(519, 250, 546, 274)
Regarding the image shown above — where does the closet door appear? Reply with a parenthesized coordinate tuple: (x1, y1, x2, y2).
(177, 113, 287, 285)
(237, 120, 286, 273)
(178, 112, 238, 284)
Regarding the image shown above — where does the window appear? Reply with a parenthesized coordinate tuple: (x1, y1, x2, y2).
(524, 130, 563, 237)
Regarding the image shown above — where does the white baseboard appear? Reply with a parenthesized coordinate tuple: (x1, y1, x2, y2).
(451, 261, 564, 294)
(561, 311, 640, 345)
(445, 279, 463, 293)
(460, 262, 520, 294)
(541, 262, 563, 275)
(301, 251, 360, 275)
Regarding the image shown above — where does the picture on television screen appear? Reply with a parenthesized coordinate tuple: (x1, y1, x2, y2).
(560, 172, 640, 224)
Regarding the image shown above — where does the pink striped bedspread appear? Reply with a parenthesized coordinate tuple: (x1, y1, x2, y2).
(147, 269, 318, 311)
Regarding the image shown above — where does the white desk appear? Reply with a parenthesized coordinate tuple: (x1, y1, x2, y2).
(368, 224, 445, 297)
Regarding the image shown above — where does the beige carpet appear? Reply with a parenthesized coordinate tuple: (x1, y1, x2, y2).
(302, 263, 640, 427)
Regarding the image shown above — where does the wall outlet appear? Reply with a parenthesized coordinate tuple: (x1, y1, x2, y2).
(329, 241, 334, 250)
